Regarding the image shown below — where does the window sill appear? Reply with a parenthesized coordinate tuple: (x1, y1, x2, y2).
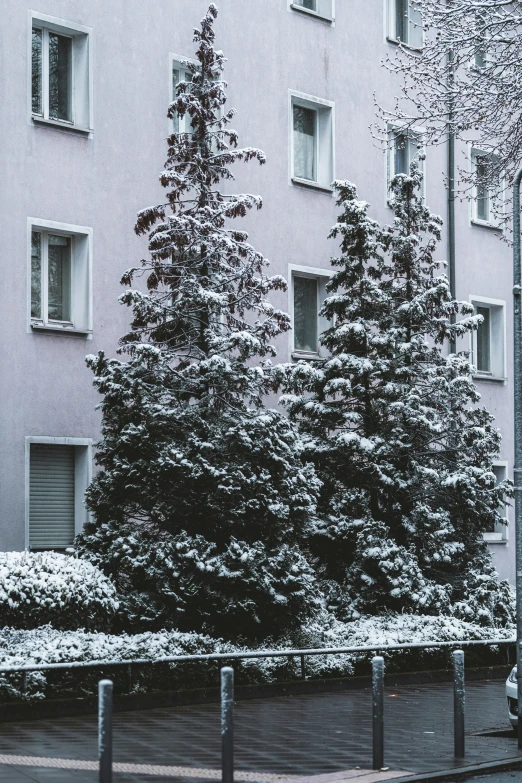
(484, 536, 508, 544)
(290, 4, 334, 23)
(386, 36, 423, 53)
(292, 177, 333, 194)
(32, 115, 92, 135)
(472, 373, 506, 384)
(31, 322, 92, 336)
(471, 219, 503, 232)
(291, 351, 327, 362)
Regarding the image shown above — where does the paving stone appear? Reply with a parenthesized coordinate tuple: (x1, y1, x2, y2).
(0, 679, 516, 781)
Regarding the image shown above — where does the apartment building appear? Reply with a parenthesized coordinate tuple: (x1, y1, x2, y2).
(0, 0, 514, 582)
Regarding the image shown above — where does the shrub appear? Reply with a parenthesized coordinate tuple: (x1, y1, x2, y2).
(0, 552, 119, 631)
(0, 613, 513, 703)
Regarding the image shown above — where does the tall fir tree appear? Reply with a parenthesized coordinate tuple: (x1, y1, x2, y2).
(281, 164, 514, 626)
(76, 5, 320, 642)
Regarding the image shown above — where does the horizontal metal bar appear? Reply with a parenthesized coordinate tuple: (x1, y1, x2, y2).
(0, 637, 514, 675)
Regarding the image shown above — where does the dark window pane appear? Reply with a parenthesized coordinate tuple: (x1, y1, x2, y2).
(31, 232, 42, 319)
(395, 0, 408, 41)
(32, 28, 43, 115)
(293, 105, 317, 181)
(394, 133, 408, 175)
(49, 32, 72, 122)
(476, 306, 491, 372)
(476, 161, 489, 220)
(486, 465, 507, 533)
(296, 0, 317, 9)
(172, 67, 180, 133)
(48, 235, 71, 321)
(294, 276, 318, 352)
(475, 49, 486, 68)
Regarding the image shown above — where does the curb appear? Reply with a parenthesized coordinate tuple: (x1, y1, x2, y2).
(385, 755, 522, 783)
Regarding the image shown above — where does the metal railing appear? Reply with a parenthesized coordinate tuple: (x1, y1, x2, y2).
(0, 635, 515, 675)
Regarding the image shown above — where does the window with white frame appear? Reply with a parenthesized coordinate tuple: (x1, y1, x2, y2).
(471, 150, 502, 225)
(291, 268, 331, 357)
(388, 0, 423, 48)
(27, 438, 92, 550)
(484, 462, 508, 543)
(170, 55, 194, 134)
(31, 13, 92, 131)
(470, 297, 505, 380)
(387, 127, 424, 191)
(29, 219, 92, 335)
(290, 0, 334, 21)
(291, 92, 334, 190)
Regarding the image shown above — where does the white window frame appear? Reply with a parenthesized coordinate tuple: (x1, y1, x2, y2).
(29, 10, 93, 134)
(289, 91, 335, 193)
(386, 124, 425, 200)
(28, 217, 93, 337)
(25, 436, 93, 550)
(386, 0, 423, 49)
(469, 295, 506, 382)
(169, 53, 197, 135)
(288, 0, 335, 24)
(470, 147, 504, 229)
(289, 264, 333, 359)
(484, 460, 509, 543)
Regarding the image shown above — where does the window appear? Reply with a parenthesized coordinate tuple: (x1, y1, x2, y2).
(474, 47, 487, 69)
(484, 463, 508, 543)
(290, 92, 334, 191)
(388, 0, 423, 48)
(387, 127, 424, 191)
(170, 55, 194, 134)
(26, 438, 92, 550)
(290, 267, 331, 357)
(470, 297, 506, 380)
(290, 0, 334, 21)
(29, 219, 92, 335)
(30, 13, 92, 132)
(471, 150, 502, 226)
(294, 276, 318, 352)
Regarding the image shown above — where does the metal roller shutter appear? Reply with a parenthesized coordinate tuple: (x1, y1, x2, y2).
(29, 444, 75, 549)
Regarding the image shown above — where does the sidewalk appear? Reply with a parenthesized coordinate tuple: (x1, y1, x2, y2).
(0, 678, 517, 782)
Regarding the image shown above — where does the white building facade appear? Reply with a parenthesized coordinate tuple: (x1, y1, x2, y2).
(0, 0, 514, 582)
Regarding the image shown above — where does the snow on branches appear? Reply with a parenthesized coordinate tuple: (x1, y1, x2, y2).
(375, 0, 521, 225)
(77, 6, 320, 643)
(280, 163, 512, 625)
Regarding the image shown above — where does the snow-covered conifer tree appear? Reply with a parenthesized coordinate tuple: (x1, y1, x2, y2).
(76, 5, 320, 641)
(281, 164, 513, 626)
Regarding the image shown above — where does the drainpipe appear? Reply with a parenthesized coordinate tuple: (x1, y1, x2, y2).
(448, 38, 456, 352)
(512, 165, 522, 749)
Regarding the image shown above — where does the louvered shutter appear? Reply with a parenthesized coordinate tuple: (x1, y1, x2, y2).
(30, 444, 75, 549)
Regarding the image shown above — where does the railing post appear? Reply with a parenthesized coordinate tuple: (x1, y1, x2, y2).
(221, 666, 234, 783)
(453, 650, 465, 758)
(372, 656, 384, 770)
(300, 654, 306, 680)
(98, 679, 113, 783)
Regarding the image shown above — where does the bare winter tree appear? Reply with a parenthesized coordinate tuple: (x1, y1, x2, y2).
(376, 0, 522, 227)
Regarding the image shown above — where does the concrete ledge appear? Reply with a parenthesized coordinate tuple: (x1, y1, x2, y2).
(381, 755, 522, 783)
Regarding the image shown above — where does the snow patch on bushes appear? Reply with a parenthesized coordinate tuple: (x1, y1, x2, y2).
(0, 612, 513, 701)
(0, 552, 119, 631)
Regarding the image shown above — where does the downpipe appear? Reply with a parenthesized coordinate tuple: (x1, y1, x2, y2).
(513, 165, 522, 748)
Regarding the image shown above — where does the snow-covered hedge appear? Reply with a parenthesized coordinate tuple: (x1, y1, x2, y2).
(0, 552, 119, 631)
(0, 613, 514, 702)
